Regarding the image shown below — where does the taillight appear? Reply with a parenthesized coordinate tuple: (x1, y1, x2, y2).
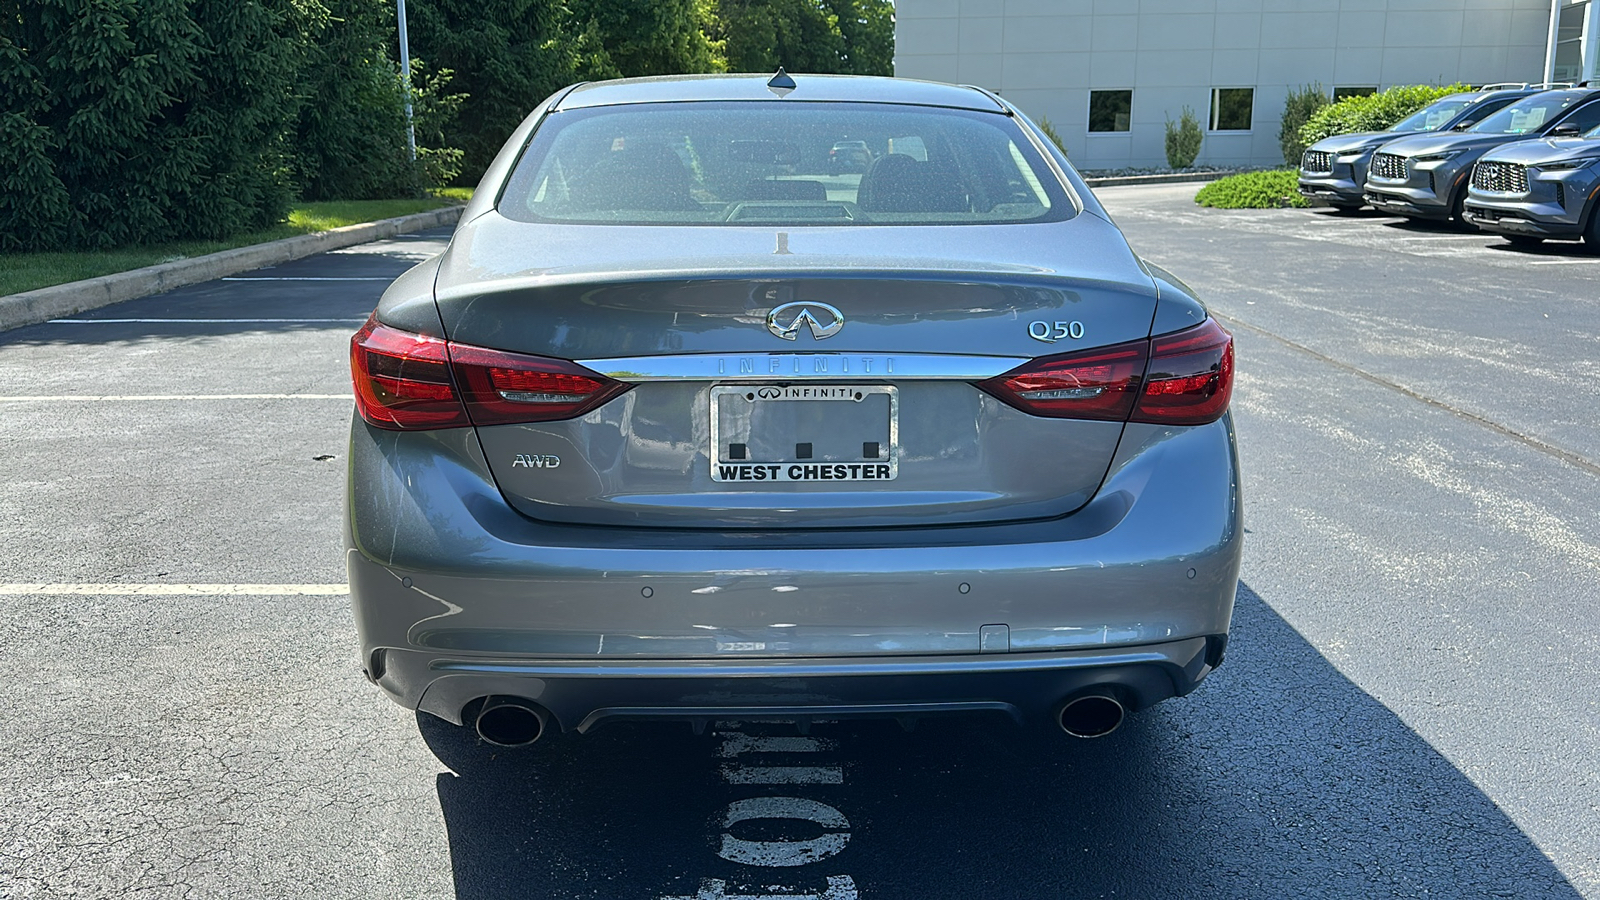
(449, 344, 631, 426)
(977, 340, 1150, 421)
(979, 318, 1233, 426)
(350, 316, 630, 430)
(1132, 318, 1233, 425)
(350, 317, 469, 429)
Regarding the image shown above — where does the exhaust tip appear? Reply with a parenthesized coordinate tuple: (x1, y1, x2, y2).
(474, 697, 547, 747)
(1057, 694, 1124, 738)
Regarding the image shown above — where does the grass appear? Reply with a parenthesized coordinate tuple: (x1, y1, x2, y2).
(0, 193, 470, 297)
(1194, 169, 1309, 209)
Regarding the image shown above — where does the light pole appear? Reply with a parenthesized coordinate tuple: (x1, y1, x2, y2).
(397, 0, 417, 160)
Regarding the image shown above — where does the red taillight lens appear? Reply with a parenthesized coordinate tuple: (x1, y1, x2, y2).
(1132, 319, 1233, 425)
(449, 344, 630, 426)
(978, 340, 1150, 421)
(350, 317, 471, 429)
(979, 318, 1234, 426)
(350, 316, 630, 430)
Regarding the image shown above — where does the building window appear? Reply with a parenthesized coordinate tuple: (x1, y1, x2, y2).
(1210, 88, 1253, 131)
(1088, 90, 1133, 132)
(1333, 86, 1377, 100)
(1553, 2, 1585, 83)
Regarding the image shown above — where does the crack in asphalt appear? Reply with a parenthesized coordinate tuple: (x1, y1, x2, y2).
(1213, 311, 1600, 479)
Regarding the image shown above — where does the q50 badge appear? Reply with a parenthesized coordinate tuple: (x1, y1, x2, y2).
(1027, 320, 1085, 343)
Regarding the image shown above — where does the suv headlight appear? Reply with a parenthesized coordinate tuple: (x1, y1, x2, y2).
(1413, 150, 1465, 162)
(1536, 157, 1600, 171)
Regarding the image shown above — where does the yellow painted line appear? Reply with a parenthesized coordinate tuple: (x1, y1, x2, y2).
(0, 584, 349, 596)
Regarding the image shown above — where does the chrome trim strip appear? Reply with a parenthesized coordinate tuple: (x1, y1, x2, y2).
(578, 352, 1027, 382)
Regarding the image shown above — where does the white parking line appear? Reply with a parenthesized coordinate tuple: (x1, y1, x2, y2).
(717, 735, 836, 757)
(0, 584, 349, 596)
(48, 317, 365, 324)
(0, 394, 348, 402)
(718, 797, 851, 867)
(721, 765, 845, 785)
(1526, 258, 1600, 265)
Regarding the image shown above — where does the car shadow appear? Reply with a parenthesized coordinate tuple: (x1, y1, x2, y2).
(1482, 238, 1596, 256)
(424, 582, 1583, 900)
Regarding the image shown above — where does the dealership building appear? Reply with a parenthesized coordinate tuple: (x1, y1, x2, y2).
(893, 0, 1600, 169)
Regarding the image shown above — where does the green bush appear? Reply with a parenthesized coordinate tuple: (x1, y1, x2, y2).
(1299, 83, 1470, 147)
(1194, 170, 1309, 209)
(1165, 107, 1203, 168)
(1280, 84, 1330, 167)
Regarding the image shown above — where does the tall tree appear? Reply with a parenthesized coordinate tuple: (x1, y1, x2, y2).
(580, 0, 724, 78)
(714, 0, 892, 75)
(407, 0, 583, 183)
(0, 0, 308, 251)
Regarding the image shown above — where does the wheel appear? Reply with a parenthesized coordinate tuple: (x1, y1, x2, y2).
(1504, 235, 1544, 248)
(1586, 201, 1600, 252)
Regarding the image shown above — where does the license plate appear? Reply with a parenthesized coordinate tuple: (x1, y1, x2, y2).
(709, 385, 898, 483)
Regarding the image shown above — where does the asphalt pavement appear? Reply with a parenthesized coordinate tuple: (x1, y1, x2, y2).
(1, 190, 1596, 899)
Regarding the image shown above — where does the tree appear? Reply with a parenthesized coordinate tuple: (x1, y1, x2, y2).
(1279, 84, 1330, 167)
(1165, 107, 1203, 169)
(580, 0, 724, 78)
(293, 0, 463, 201)
(0, 0, 309, 251)
(407, 0, 584, 184)
(715, 0, 892, 76)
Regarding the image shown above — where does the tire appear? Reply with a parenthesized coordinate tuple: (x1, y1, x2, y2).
(1505, 235, 1544, 248)
(1586, 201, 1600, 252)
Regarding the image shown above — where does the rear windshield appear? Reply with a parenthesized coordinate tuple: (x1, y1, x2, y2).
(1389, 96, 1475, 132)
(498, 101, 1073, 226)
(1470, 92, 1584, 135)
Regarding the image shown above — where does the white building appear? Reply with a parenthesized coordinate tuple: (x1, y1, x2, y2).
(893, 0, 1600, 170)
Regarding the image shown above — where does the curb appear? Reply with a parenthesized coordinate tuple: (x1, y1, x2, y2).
(0, 205, 463, 334)
(1084, 172, 1237, 188)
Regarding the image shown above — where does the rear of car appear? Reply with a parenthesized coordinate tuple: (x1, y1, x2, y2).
(1463, 127, 1600, 245)
(345, 75, 1242, 743)
(1364, 88, 1600, 221)
(1298, 87, 1535, 210)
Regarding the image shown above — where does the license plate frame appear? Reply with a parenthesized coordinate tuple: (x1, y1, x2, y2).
(709, 384, 899, 483)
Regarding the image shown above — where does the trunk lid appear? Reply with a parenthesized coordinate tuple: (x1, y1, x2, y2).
(436, 214, 1159, 529)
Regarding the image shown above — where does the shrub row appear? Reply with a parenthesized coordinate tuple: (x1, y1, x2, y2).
(1299, 83, 1470, 148)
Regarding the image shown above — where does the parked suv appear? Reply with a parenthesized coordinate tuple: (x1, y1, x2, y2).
(1298, 86, 1537, 210)
(1364, 87, 1600, 222)
(1463, 122, 1600, 247)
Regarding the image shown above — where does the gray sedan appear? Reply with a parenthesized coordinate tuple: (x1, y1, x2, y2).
(346, 73, 1242, 748)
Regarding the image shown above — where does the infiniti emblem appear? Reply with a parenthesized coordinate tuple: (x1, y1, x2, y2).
(766, 301, 845, 341)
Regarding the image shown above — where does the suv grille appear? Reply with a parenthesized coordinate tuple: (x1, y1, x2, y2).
(1370, 153, 1408, 180)
(1472, 160, 1528, 194)
(1302, 150, 1333, 173)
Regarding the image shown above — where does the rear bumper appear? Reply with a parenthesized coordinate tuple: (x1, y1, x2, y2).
(387, 636, 1222, 730)
(346, 415, 1243, 730)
